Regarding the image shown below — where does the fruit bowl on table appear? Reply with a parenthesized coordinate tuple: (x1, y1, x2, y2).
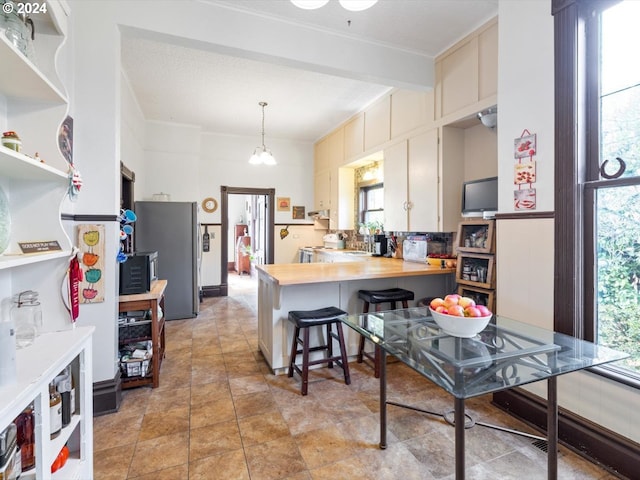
(428, 307, 492, 338)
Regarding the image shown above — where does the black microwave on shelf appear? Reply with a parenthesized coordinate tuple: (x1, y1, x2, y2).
(119, 251, 158, 295)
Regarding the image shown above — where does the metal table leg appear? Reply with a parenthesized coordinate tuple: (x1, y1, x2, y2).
(455, 397, 465, 480)
(548, 376, 558, 480)
(379, 345, 387, 449)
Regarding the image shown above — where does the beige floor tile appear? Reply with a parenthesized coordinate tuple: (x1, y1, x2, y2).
(189, 449, 250, 480)
(145, 385, 191, 413)
(244, 436, 308, 480)
(127, 463, 189, 480)
(228, 373, 270, 397)
(93, 411, 144, 452)
(138, 406, 190, 441)
(233, 390, 278, 418)
(190, 380, 232, 406)
(309, 455, 373, 480)
(92, 290, 617, 480)
(189, 420, 243, 461)
(237, 411, 291, 446)
(295, 425, 356, 470)
(93, 444, 134, 480)
(190, 396, 236, 429)
(128, 431, 189, 477)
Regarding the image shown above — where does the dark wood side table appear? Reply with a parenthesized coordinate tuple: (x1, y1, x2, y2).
(118, 279, 167, 388)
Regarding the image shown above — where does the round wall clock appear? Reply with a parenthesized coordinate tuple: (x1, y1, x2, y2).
(202, 197, 218, 213)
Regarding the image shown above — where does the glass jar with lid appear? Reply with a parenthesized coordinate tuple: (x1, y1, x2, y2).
(11, 290, 42, 349)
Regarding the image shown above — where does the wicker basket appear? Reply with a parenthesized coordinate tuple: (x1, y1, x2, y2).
(118, 320, 152, 343)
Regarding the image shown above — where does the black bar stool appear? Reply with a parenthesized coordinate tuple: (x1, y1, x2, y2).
(357, 288, 414, 378)
(287, 306, 351, 395)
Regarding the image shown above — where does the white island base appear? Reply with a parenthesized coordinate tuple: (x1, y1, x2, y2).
(257, 262, 455, 374)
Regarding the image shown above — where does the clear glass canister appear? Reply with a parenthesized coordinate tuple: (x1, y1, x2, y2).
(11, 290, 41, 349)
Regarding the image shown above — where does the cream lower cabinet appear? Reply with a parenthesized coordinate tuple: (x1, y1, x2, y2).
(384, 129, 439, 232)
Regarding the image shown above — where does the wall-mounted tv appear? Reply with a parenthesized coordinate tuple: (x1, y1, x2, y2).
(461, 176, 498, 217)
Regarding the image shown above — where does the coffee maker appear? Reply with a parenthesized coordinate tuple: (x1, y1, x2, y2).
(372, 235, 388, 257)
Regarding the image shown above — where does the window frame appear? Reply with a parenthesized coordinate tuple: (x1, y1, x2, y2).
(358, 182, 384, 226)
(553, 0, 640, 388)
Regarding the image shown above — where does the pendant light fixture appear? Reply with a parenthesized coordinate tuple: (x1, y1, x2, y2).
(291, 0, 378, 12)
(249, 101, 276, 166)
(477, 106, 498, 130)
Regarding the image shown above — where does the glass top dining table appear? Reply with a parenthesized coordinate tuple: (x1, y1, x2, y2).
(340, 307, 628, 480)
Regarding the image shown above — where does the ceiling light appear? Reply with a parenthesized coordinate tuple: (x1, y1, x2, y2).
(291, 0, 377, 11)
(338, 0, 378, 11)
(249, 102, 276, 166)
(477, 107, 498, 129)
(291, 0, 329, 9)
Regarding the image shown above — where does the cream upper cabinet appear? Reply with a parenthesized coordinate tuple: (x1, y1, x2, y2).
(384, 128, 456, 232)
(435, 17, 497, 120)
(314, 169, 330, 211)
(344, 113, 364, 161)
(327, 127, 344, 168)
(391, 89, 434, 139)
(314, 137, 329, 173)
(439, 126, 466, 233)
(364, 96, 390, 152)
(383, 140, 408, 232)
(478, 21, 498, 100)
(333, 167, 355, 231)
(407, 129, 439, 232)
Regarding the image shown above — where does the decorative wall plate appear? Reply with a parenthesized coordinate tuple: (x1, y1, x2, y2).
(202, 197, 218, 213)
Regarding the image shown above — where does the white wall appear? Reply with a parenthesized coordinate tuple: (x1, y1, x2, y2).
(497, 0, 640, 444)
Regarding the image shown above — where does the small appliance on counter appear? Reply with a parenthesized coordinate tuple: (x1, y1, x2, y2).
(323, 233, 345, 249)
(403, 236, 428, 263)
(119, 251, 158, 295)
(372, 234, 388, 257)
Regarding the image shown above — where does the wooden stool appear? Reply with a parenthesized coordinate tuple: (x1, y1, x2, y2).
(287, 307, 351, 395)
(357, 288, 414, 378)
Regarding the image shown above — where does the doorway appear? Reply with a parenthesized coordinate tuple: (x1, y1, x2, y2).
(220, 186, 275, 296)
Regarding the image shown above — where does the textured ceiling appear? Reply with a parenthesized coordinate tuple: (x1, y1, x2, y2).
(120, 0, 498, 143)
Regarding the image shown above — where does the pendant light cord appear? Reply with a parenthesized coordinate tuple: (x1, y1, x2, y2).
(259, 101, 267, 149)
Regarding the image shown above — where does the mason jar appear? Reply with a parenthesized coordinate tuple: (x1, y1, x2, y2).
(11, 290, 41, 348)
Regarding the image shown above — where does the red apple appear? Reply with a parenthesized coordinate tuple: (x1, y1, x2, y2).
(464, 306, 482, 317)
(435, 305, 448, 314)
(430, 297, 444, 310)
(458, 296, 476, 308)
(476, 305, 491, 316)
(444, 294, 461, 304)
(447, 305, 465, 317)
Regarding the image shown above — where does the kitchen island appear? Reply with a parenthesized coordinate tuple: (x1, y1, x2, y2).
(256, 257, 455, 373)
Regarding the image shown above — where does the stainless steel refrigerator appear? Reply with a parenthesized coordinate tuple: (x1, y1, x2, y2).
(134, 201, 200, 320)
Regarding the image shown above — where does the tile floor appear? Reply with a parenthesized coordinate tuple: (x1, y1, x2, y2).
(94, 273, 621, 479)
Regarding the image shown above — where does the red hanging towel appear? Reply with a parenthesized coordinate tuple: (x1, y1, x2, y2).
(68, 254, 83, 322)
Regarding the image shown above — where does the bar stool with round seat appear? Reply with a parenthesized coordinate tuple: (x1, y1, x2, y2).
(357, 288, 414, 377)
(287, 306, 351, 395)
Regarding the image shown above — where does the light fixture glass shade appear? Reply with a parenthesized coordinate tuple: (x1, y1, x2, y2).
(249, 150, 263, 165)
(338, 0, 378, 11)
(261, 151, 276, 165)
(477, 107, 498, 129)
(291, 0, 330, 9)
(249, 101, 277, 165)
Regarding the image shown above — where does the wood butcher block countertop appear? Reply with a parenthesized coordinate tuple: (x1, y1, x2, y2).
(256, 258, 455, 286)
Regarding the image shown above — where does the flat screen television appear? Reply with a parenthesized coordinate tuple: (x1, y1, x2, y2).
(461, 176, 498, 217)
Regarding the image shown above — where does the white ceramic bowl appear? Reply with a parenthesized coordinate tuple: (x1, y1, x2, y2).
(428, 307, 492, 338)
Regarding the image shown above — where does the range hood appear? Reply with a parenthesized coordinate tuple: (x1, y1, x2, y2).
(308, 209, 330, 220)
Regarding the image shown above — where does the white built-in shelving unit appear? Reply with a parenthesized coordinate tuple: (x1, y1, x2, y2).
(0, 1, 95, 478)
